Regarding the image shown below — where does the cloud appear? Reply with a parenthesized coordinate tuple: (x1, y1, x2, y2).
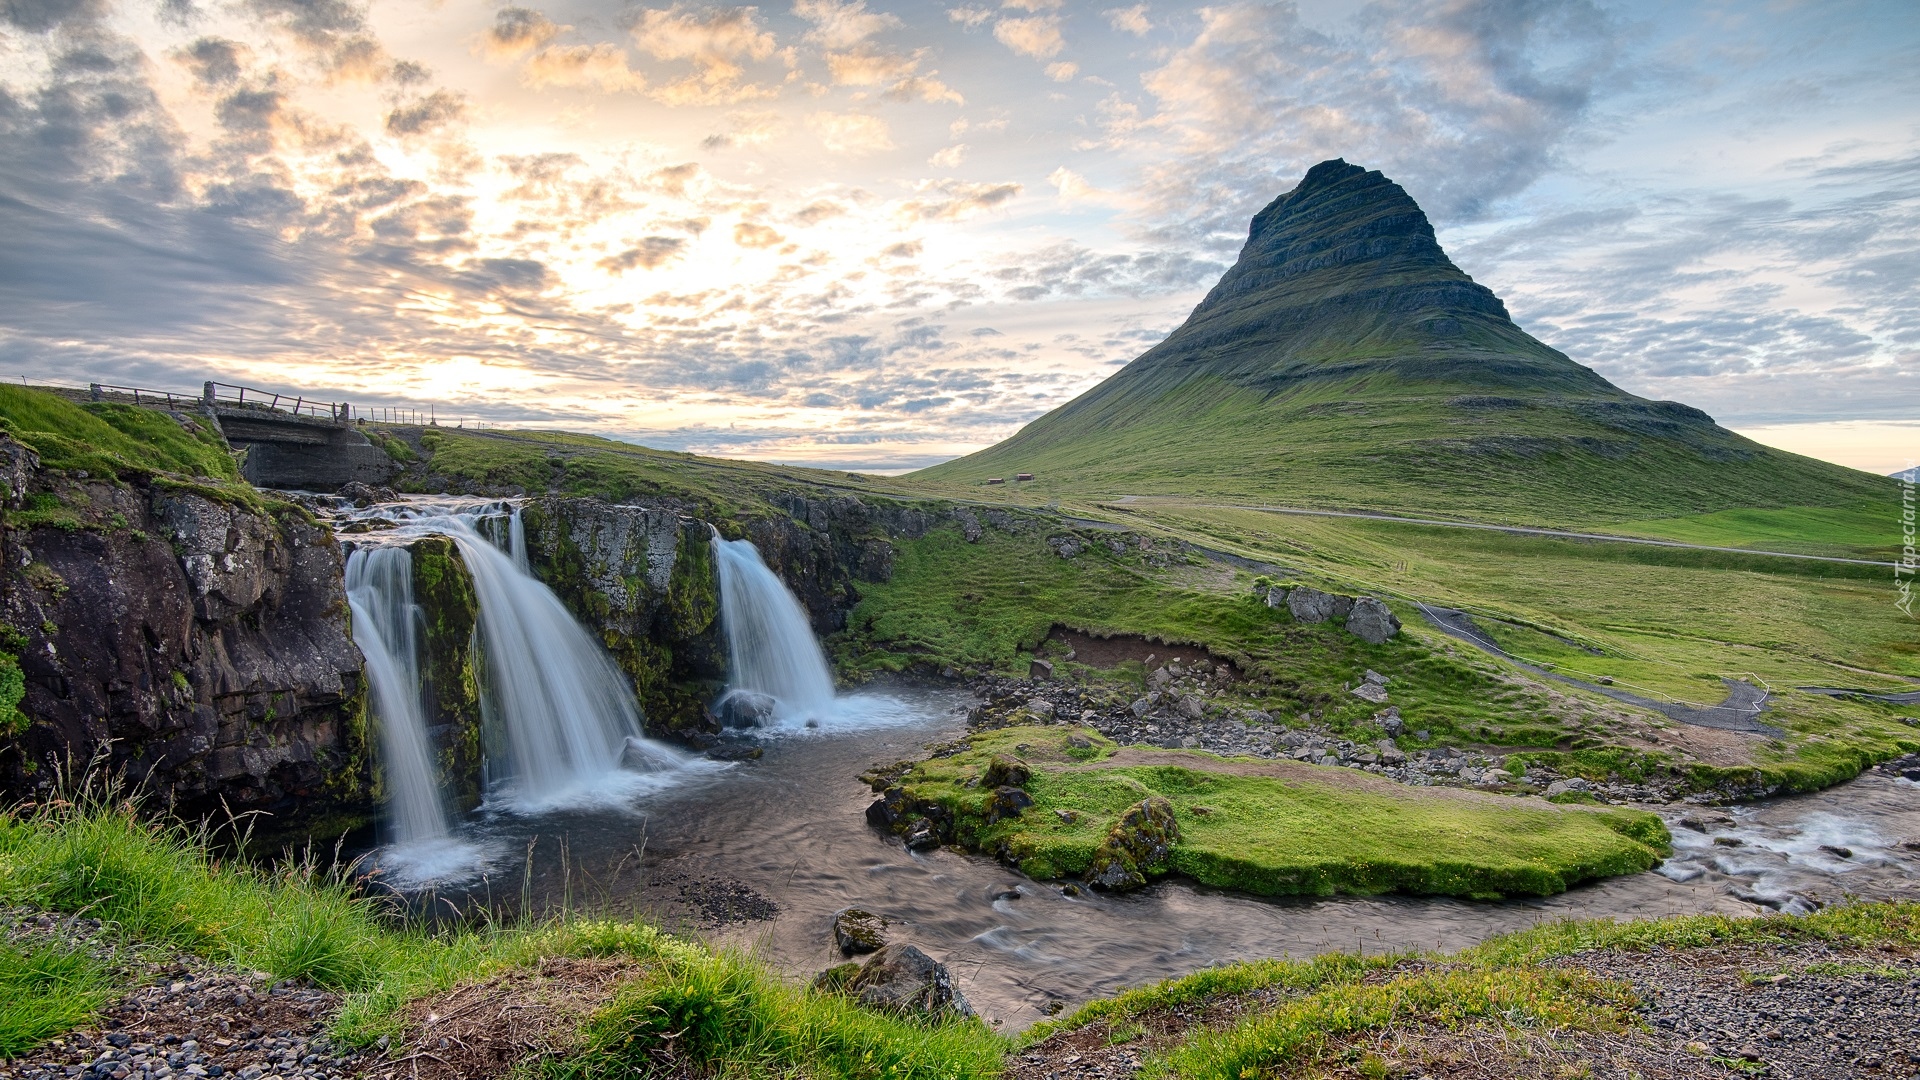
(885, 75, 964, 104)
(1044, 61, 1076, 82)
(480, 7, 561, 59)
(1104, 4, 1150, 35)
(806, 111, 894, 155)
(896, 179, 1022, 221)
(178, 38, 249, 87)
(522, 43, 647, 93)
(825, 47, 916, 85)
(947, 7, 992, 29)
(733, 221, 785, 247)
(385, 89, 466, 135)
(704, 109, 784, 148)
(994, 15, 1063, 59)
(794, 0, 900, 50)
(929, 143, 968, 168)
(599, 236, 687, 272)
(632, 4, 781, 103)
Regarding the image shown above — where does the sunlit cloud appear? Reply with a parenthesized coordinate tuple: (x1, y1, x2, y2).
(994, 15, 1064, 59)
(1104, 4, 1151, 36)
(805, 110, 894, 154)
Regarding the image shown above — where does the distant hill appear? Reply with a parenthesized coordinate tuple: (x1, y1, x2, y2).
(915, 160, 1889, 525)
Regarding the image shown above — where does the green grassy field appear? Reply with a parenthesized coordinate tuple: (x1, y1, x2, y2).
(882, 726, 1669, 899)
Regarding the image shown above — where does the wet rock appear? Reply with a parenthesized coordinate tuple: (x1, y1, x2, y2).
(1347, 596, 1402, 643)
(715, 690, 778, 728)
(831, 908, 889, 954)
(1819, 845, 1854, 859)
(703, 743, 764, 762)
(839, 945, 973, 1018)
(1085, 796, 1180, 892)
(987, 785, 1036, 823)
(904, 819, 940, 851)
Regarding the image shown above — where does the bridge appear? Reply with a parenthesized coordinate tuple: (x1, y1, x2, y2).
(90, 381, 400, 491)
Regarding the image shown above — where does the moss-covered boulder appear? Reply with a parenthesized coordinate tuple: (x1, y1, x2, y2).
(1085, 796, 1180, 891)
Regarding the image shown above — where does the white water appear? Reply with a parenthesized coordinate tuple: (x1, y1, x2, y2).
(345, 547, 450, 848)
(712, 533, 838, 724)
(435, 512, 689, 810)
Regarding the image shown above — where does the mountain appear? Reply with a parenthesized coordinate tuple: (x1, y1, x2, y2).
(916, 160, 1888, 525)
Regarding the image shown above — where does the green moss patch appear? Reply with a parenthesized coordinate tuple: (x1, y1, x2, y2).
(885, 726, 1668, 900)
(0, 387, 244, 491)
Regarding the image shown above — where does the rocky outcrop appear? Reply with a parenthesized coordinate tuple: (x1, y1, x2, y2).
(518, 498, 723, 738)
(0, 447, 372, 846)
(829, 945, 973, 1018)
(831, 908, 888, 954)
(404, 536, 484, 812)
(1085, 796, 1180, 891)
(1265, 584, 1400, 644)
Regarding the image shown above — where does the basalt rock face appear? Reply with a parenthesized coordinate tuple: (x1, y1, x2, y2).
(518, 498, 724, 738)
(403, 536, 485, 813)
(0, 442, 373, 846)
(519, 492, 942, 738)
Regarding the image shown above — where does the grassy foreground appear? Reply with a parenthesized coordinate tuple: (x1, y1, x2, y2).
(0, 791, 1911, 1078)
(882, 726, 1669, 899)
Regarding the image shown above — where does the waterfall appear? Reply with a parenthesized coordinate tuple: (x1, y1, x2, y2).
(711, 534, 838, 724)
(344, 547, 451, 849)
(434, 512, 686, 807)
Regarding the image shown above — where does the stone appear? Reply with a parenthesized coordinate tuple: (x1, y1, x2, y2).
(1149, 667, 1173, 688)
(715, 690, 777, 728)
(840, 945, 974, 1018)
(1263, 585, 1289, 608)
(1130, 698, 1150, 718)
(1544, 778, 1591, 797)
(1066, 733, 1094, 749)
(1350, 682, 1389, 704)
(953, 508, 984, 543)
(831, 908, 888, 954)
(1287, 586, 1339, 623)
(903, 819, 940, 851)
(703, 743, 764, 762)
(1047, 534, 1085, 558)
(1029, 658, 1055, 680)
(1347, 597, 1402, 644)
(982, 755, 1031, 789)
(1374, 707, 1405, 737)
(1026, 697, 1056, 719)
(986, 785, 1035, 823)
(1085, 796, 1180, 891)
(1362, 669, 1390, 686)
(1178, 695, 1205, 720)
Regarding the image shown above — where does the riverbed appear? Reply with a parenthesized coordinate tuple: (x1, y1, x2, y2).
(389, 686, 1920, 1029)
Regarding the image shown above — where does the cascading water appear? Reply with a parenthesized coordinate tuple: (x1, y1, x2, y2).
(428, 510, 687, 808)
(345, 546, 450, 849)
(711, 533, 840, 725)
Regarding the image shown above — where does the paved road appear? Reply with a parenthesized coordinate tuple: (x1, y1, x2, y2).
(1108, 499, 1893, 569)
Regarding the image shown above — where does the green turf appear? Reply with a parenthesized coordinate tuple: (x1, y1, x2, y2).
(0, 937, 117, 1057)
(0, 386, 245, 491)
(886, 726, 1669, 899)
(1612, 504, 1897, 560)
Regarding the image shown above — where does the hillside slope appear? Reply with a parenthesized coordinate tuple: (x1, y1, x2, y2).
(915, 160, 1887, 525)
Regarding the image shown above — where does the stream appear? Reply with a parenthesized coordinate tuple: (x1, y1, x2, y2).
(387, 687, 1920, 1030)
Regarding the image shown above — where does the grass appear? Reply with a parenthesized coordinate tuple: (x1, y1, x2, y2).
(0, 789, 1010, 1075)
(0, 937, 118, 1057)
(551, 948, 1004, 1080)
(1029, 901, 1920, 1080)
(884, 726, 1669, 900)
(0, 386, 245, 495)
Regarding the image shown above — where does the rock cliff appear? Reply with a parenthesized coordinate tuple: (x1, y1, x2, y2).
(0, 435, 374, 845)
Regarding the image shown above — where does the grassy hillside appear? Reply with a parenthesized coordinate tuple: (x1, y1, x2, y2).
(911, 161, 1892, 526)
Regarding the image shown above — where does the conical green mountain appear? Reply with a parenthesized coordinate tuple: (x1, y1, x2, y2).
(917, 159, 1885, 524)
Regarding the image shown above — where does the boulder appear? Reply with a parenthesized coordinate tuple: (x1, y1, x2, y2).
(715, 690, 777, 728)
(986, 785, 1035, 823)
(1363, 669, 1390, 686)
(1130, 698, 1151, 718)
(832, 908, 889, 954)
(1263, 585, 1290, 608)
(1544, 778, 1591, 797)
(903, 819, 940, 850)
(839, 945, 974, 1018)
(1347, 598, 1402, 644)
(1374, 707, 1405, 737)
(1085, 796, 1181, 892)
(1026, 697, 1056, 719)
(1350, 682, 1389, 704)
(953, 508, 984, 543)
(1029, 658, 1055, 681)
(982, 755, 1031, 788)
(1047, 535, 1085, 558)
(1178, 695, 1205, 720)
(1287, 587, 1339, 623)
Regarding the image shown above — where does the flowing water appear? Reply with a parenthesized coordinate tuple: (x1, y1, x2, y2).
(395, 693, 1919, 1028)
(711, 533, 839, 725)
(343, 547, 450, 849)
(337, 497, 1919, 1027)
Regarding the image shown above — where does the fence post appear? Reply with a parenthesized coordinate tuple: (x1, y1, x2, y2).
(89, 384, 103, 402)
(203, 381, 216, 406)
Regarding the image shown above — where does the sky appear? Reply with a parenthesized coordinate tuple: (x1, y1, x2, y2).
(1, 0, 1916, 474)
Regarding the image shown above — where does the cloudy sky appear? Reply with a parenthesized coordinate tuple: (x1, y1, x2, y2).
(1, 0, 1915, 473)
